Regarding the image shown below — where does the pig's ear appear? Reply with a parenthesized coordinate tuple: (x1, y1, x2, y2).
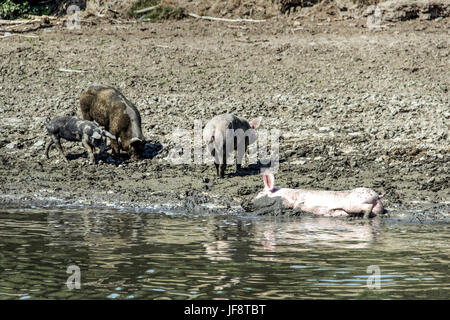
(102, 130, 116, 140)
(263, 171, 274, 190)
(92, 131, 102, 140)
(249, 117, 262, 129)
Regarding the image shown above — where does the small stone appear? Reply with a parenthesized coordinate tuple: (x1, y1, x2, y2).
(5, 142, 17, 149)
(33, 140, 45, 148)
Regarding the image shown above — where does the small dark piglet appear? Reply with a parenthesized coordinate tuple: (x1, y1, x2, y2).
(44, 116, 116, 164)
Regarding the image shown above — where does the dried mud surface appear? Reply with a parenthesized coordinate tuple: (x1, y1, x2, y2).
(0, 17, 449, 220)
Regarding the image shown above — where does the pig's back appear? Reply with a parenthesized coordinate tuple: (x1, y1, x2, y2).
(203, 114, 231, 143)
(80, 85, 143, 139)
(216, 113, 250, 130)
(204, 113, 254, 146)
(297, 189, 350, 208)
(81, 85, 127, 113)
(81, 85, 119, 126)
(47, 116, 83, 141)
(203, 113, 249, 141)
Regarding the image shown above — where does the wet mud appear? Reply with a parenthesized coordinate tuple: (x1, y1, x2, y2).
(0, 17, 449, 221)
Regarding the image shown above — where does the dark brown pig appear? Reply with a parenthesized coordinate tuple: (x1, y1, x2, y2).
(80, 85, 145, 160)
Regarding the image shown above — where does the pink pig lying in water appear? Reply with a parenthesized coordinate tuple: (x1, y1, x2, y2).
(254, 171, 385, 218)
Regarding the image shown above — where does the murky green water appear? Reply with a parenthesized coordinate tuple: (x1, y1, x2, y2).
(0, 206, 448, 300)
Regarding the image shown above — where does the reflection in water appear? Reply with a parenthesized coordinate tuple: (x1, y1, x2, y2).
(0, 207, 448, 299)
(256, 217, 381, 260)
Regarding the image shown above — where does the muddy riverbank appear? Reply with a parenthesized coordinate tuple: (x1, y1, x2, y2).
(0, 16, 449, 219)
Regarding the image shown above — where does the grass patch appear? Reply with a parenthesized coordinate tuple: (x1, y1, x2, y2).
(0, 0, 51, 20)
(0, 0, 30, 19)
(128, 0, 186, 22)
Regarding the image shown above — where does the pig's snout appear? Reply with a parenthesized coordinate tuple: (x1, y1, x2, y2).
(90, 133, 107, 151)
(98, 139, 108, 153)
(129, 141, 145, 160)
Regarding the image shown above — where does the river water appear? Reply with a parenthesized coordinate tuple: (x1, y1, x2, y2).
(0, 206, 448, 299)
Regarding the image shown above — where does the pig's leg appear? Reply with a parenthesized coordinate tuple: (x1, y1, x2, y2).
(121, 134, 131, 155)
(343, 203, 374, 218)
(213, 144, 226, 178)
(211, 148, 220, 177)
(219, 150, 227, 178)
(220, 164, 226, 178)
(341, 203, 374, 218)
(215, 163, 220, 176)
(110, 133, 121, 156)
(81, 110, 92, 121)
(236, 142, 245, 174)
(44, 138, 54, 159)
(111, 140, 120, 155)
(362, 204, 374, 219)
(236, 151, 243, 174)
(307, 206, 333, 216)
(82, 136, 95, 164)
(52, 136, 68, 162)
(331, 209, 349, 217)
(312, 207, 349, 217)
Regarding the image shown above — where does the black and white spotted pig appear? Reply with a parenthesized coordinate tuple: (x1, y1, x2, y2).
(44, 116, 116, 164)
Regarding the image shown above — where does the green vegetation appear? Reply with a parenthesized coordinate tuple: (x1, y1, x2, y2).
(0, 0, 51, 19)
(0, 0, 30, 19)
(128, 0, 186, 22)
